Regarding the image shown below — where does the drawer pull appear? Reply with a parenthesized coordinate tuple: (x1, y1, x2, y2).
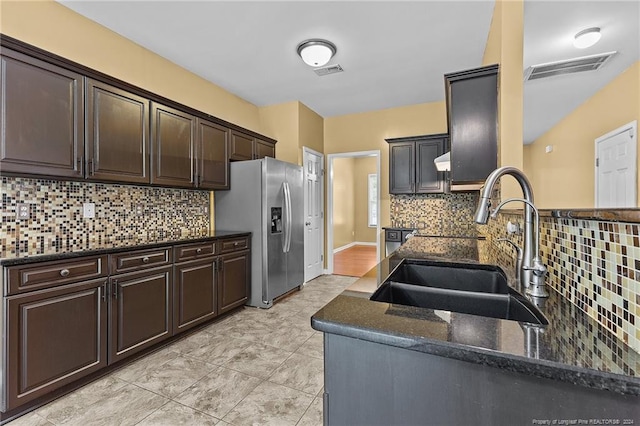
(196, 248, 203, 254)
(234, 242, 240, 247)
(59, 269, 70, 277)
(142, 256, 150, 263)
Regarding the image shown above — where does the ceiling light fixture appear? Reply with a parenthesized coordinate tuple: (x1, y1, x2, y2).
(573, 27, 601, 49)
(297, 39, 336, 67)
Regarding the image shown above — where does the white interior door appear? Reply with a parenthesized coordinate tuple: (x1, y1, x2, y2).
(595, 121, 637, 208)
(303, 147, 324, 282)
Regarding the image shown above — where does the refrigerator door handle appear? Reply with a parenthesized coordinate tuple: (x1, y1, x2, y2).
(283, 181, 292, 253)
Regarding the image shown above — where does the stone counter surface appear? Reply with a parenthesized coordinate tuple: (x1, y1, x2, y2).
(311, 236, 640, 396)
(0, 230, 250, 266)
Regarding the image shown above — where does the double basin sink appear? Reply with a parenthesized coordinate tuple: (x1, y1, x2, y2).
(370, 259, 548, 325)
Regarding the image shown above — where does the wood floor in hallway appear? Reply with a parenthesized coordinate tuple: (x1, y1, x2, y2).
(333, 244, 377, 277)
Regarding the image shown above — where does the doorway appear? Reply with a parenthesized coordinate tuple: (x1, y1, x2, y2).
(326, 150, 381, 275)
(595, 120, 637, 208)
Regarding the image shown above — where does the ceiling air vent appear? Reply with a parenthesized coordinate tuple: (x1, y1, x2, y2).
(313, 64, 344, 77)
(524, 51, 617, 81)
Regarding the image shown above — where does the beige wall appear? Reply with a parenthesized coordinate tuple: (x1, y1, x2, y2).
(259, 101, 300, 165)
(324, 102, 447, 230)
(332, 158, 355, 249)
(354, 157, 377, 243)
(482, 0, 524, 202)
(1, 0, 263, 134)
(524, 61, 640, 209)
(299, 103, 324, 156)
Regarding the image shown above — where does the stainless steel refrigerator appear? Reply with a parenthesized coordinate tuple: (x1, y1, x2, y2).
(215, 157, 304, 308)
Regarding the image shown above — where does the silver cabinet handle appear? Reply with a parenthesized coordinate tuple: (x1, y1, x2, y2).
(142, 256, 150, 263)
(112, 279, 119, 299)
(196, 248, 203, 254)
(60, 269, 70, 277)
(234, 241, 239, 247)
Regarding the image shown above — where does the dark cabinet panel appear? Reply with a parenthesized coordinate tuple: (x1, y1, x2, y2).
(254, 139, 275, 159)
(151, 103, 195, 187)
(86, 79, 150, 183)
(416, 137, 447, 193)
(109, 266, 172, 363)
(197, 119, 229, 189)
(229, 131, 254, 161)
(445, 64, 498, 185)
(0, 48, 84, 178)
(388, 142, 415, 194)
(6, 279, 108, 410)
(218, 250, 250, 315)
(173, 258, 217, 334)
(387, 135, 447, 195)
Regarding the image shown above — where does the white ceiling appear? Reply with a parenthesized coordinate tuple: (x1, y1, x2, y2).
(57, 0, 639, 144)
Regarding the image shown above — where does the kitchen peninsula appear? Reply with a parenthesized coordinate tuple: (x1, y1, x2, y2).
(312, 235, 640, 425)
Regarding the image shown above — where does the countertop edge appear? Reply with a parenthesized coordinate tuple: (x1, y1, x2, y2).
(0, 231, 252, 266)
(311, 315, 640, 396)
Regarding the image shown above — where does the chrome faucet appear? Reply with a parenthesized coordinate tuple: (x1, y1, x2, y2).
(474, 167, 549, 298)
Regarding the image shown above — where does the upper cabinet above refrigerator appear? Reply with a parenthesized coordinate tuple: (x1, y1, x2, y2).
(444, 64, 499, 190)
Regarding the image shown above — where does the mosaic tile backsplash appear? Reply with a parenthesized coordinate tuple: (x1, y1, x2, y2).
(390, 193, 479, 237)
(1, 177, 210, 256)
(478, 212, 640, 355)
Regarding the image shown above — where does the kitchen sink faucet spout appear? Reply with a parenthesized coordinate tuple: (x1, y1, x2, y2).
(474, 166, 549, 298)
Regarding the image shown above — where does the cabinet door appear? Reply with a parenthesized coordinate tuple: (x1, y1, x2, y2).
(416, 138, 447, 193)
(151, 103, 195, 187)
(196, 119, 229, 189)
(0, 49, 84, 178)
(86, 79, 150, 184)
(229, 131, 254, 161)
(109, 266, 172, 363)
(447, 66, 498, 184)
(173, 258, 216, 334)
(6, 278, 108, 410)
(218, 250, 250, 315)
(254, 139, 275, 159)
(389, 142, 415, 194)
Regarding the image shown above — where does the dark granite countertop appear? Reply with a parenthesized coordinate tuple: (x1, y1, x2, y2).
(311, 236, 640, 396)
(0, 229, 251, 266)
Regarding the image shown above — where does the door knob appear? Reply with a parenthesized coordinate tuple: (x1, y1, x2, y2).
(305, 221, 311, 226)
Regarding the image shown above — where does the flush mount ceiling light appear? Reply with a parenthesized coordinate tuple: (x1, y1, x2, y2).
(573, 27, 601, 49)
(297, 39, 336, 67)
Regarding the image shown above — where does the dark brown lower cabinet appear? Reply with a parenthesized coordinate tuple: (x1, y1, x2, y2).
(218, 250, 250, 315)
(109, 266, 172, 363)
(173, 258, 217, 334)
(6, 278, 108, 411)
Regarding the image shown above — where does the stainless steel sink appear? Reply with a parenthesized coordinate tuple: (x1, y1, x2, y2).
(370, 259, 548, 325)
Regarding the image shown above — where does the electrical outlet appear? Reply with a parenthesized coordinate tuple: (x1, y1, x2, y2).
(135, 204, 143, 215)
(83, 202, 95, 219)
(16, 203, 30, 219)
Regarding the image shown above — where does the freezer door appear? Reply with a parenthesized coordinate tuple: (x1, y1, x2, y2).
(264, 159, 289, 303)
(285, 163, 305, 288)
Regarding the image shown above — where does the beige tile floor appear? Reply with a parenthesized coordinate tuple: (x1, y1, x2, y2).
(8, 275, 357, 426)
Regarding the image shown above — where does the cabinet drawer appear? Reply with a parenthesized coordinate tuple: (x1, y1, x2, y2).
(110, 247, 172, 274)
(6, 255, 108, 295)
(385, 230, 401, 242)
(219, 236, 250, 254)
(174, 241, 216, 262)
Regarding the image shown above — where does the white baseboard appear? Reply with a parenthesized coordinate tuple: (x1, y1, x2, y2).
(333, 241, 377, 254)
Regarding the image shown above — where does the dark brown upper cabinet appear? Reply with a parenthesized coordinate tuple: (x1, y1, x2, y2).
(0, 48, 84, 178)
(255, 139, 276, 160)
(387, 134, 448, 195)
(229, 131, 255, 161)
(86, 79, 150, 184)
(445, 64, 498, 186)
(230, 132, 276, 161)
(197, 119, 229, 190)
(151, 103, 196, 187)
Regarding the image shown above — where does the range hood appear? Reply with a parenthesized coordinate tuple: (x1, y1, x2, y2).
(434, 151, 451, 171)
(434, 151, 485, 192)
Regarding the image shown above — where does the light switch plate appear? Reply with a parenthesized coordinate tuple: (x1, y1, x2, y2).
(83, 202, 95, 219)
